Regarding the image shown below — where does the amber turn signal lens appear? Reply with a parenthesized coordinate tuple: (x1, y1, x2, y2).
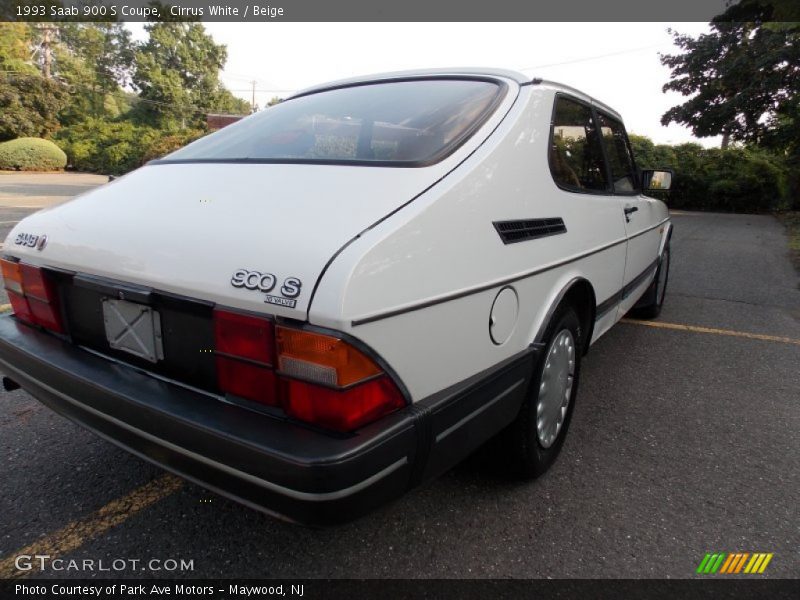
(0, 259, 23, 295)
(275, 327, 382, 387)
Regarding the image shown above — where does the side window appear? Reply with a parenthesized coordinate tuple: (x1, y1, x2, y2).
(549, 97, 608, 192)
(597, 112, 637, 193)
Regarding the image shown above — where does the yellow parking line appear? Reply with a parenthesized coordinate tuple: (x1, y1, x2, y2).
(0, 303, 11, 313)
(0, 474, 183, 579)
(621, 319, 800, 346)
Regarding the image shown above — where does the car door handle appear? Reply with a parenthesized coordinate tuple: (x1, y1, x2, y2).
(624, 206, 639, 222)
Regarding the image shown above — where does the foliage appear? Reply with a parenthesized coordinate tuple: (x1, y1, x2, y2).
(0, 137, 67, 171)
(0, 23, 37, 74)
(55, 23, 135, 125)
(140, 129, 207, 163)
(132, 22, 249, 128)
(0, 73, 67, 141)
(660, 2, 800, 207)
(629, 134, 789, 213)
(54, 118, 205, 175)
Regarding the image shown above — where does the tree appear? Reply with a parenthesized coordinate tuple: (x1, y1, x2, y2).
(0, 23, 68, 141)
(0, 73, 67, 141)
(0, 23, 37, 74)
(660, 1, 799, 204)
(56, 23, 134, 123)
(133, 22, 248, 128)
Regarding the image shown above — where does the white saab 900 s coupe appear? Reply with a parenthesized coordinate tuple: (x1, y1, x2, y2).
(0, 69, 672, 524)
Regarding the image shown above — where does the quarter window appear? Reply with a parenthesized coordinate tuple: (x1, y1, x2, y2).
(549, 97, 608, 192)
(597, 112, 637, 193)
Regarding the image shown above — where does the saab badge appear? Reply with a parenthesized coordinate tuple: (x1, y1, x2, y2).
(13, 232, 41, 249)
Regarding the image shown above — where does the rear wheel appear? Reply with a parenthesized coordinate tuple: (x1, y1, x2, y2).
(632, 243, 670, 319)
(496, 304, 582, 478)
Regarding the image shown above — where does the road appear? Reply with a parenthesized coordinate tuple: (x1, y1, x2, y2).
(0, 174, 798, 579)
(0, 173, 108, 268)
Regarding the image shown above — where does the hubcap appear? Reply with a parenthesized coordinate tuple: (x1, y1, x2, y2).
(536, 329, 575, 448)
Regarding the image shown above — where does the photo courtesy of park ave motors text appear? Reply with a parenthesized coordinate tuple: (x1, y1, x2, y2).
(0, 0, 797, 590)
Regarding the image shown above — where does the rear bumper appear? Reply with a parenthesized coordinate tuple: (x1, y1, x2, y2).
(0, 315, 536, 525)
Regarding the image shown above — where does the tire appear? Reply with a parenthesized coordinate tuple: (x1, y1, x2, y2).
(632, 242, 670, 320)
(495, 304, 583, 479)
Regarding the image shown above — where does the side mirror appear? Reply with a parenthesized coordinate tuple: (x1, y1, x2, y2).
(641, 169, 673, 192)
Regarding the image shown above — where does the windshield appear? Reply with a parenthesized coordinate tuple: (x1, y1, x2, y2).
(161, 78, 506, 166)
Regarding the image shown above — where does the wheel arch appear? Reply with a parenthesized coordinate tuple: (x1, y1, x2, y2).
(533, 277, 596, 355)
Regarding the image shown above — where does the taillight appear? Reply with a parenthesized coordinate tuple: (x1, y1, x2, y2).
(213, 309, 278, 406)
(212, 309, 406, 432)
(282, 376, 405, 433)
(275, 327, 381, 386)
(276, 326, 405, 431)
(1, 259, 64, 333)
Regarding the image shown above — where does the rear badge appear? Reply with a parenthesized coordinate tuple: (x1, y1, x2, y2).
(13, 232, 43, 249)
(231, 269, 302, 308)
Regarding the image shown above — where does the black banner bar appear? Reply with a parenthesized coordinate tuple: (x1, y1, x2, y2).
(2, 0, 759, 23)
(3, 579, 800, 600)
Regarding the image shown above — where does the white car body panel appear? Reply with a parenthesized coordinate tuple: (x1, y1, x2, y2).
(311, 84, 668, 399)
(4, 72, 669, 404)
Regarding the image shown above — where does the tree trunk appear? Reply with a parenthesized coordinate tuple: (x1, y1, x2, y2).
(721, 131, 730, 149)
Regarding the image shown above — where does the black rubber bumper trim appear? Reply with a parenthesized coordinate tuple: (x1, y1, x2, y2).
(0, 316, 539, 525)
(0, 316, 415, 525)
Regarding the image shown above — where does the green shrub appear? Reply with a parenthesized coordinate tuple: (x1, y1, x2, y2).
(54, 118, 206, 175)
(0, 137, 67, 171)
(141, 129, 207, 163)
(630, 135, 789, 213)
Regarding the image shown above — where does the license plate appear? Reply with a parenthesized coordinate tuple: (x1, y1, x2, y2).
(102, 298, 164, 363)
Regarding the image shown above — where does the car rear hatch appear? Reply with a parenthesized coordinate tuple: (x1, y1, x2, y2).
(8, 162, 441, 316)
(4, 162, 441, 393)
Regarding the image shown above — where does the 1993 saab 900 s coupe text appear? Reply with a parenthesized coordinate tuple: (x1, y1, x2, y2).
(0, 69, 673, 524)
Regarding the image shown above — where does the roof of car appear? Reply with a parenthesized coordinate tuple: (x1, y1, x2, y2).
(290, 68, 532, 97)
(290, 68, 622, 121)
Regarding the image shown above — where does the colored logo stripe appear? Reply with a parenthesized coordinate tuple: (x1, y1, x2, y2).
(697, 552, 773, 574)
(744, 553, 774, 574)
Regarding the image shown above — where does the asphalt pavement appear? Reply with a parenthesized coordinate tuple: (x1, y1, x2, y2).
(0, 175, 798, 579)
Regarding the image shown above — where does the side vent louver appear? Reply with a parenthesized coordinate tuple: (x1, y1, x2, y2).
(493, 218, 567, 244)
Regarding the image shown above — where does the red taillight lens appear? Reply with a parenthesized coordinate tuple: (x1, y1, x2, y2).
(283, 376, 405, 432)
(216, 356, 278, 406)
(214, 309, 274, 364)
(213, 309, 277, 406)
(275, 326, 405, 432)
(7, 291, 33, 323)
(212, 313, 407, 432)
(1, 259, 64, 333)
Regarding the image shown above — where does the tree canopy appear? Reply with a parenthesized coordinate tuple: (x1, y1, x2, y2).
(660, 2, 799, 153)
(133, 22, 249, 128)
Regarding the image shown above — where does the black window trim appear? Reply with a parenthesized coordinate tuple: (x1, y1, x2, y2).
(594, 108, 641, 196)
(548, 91, 645, 197)
(547, 92, 613, 196)
(149, 75, 510, 170)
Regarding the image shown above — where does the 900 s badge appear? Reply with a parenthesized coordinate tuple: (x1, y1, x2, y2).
(231, 269, 302, 308)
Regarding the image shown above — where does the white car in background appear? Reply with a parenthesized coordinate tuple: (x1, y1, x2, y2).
(0, 69, 672, 524)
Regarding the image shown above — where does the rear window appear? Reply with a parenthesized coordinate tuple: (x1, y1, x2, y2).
(161, 79, 505, 166)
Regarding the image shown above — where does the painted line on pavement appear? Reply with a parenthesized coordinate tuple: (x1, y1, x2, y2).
(0, 474, 183, 579)
(621, 319, 800, 346)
